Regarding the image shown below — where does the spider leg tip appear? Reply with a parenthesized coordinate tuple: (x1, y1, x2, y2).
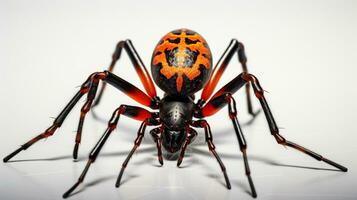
(73, 144, 79, 159)
(115, 176, 122, 188)
(177, 160, 182, 167)
(227, 183, 231, 190)
(62, 192, 69, 199)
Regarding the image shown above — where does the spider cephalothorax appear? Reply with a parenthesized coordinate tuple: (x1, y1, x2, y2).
(151, 28, 212, 96)
(4, 28, 347, 199)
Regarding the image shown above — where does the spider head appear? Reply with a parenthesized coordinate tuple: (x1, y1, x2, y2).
(151, 28, 212, 97)
(161, 128, 186, 159)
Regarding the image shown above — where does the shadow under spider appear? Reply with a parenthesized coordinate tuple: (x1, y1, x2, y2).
(7, 128, 339, 171)
(7, 146, 157, 163)
(65, 175, 115, 198)
(67, 174, 141, 198)
(190, 147, 342, 171)
(9, 137, 340, 173)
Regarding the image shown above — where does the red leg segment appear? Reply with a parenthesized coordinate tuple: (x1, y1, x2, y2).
(199, 40, 257, 117)
(196, 73, 247, 118)
(105, 71, 158, 108)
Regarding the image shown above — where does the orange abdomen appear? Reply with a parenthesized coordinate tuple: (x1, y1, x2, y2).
(151, 28, 212, 96)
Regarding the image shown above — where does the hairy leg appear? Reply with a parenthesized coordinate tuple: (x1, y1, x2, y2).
(63, 105, 156, 198)
(190, 120, 231, 189)
(197, 72, 347, 172)
(3, 71, 158, 162)
(115, 117, 160, 187)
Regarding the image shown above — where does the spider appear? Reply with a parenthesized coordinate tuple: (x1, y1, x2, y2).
(3, 28, 347, 198)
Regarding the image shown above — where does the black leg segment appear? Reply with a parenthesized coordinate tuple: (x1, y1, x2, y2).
(63, 105, 156, 198)
(242, 73, 348, 172)
(190, 120, 231, 189)
(199, 72, 347, 172)
(150, 127, 164, 166)
(3, 78, 91, 162)
(177, 127, 197, 167)
(115, 117, 161, 188)
(227, 94, 257, 197)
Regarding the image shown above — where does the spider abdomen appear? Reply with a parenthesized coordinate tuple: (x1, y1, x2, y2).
(151, 28, 213, 96)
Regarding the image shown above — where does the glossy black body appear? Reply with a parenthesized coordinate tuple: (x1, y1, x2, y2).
(159, 95, 195, 154)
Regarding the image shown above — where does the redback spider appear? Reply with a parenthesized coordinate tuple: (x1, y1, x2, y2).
(3, 28, 347, 198)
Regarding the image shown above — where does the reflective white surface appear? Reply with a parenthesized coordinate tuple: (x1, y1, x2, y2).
(1, 0, 356, 199)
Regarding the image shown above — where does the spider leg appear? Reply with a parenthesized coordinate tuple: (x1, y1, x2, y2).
(63, 105, 156, 198)
(73, 71, 159, 159)
(3, 76, 93, 163)
(197, 72, 348, 172)
(93, 40, 158, 108)
(198, 93, 257, 196)
(228, 95, 257, 197)
(150, 127, 164, 166)
(242, 73, 348, 172)
(190, 120, 231, 189)
(115, 117, 160, 188)
(3, 71, 158, 162)
(73, 73, 102, 159)
(177, 127, 197, 167)
(198, 39, 258, 117)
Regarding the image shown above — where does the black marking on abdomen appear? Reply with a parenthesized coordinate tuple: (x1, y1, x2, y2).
(167, 38, 181, 44)
(185, 38, 199, 45)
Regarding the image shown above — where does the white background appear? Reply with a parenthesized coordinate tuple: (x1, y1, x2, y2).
(1, 0, 356, 199)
